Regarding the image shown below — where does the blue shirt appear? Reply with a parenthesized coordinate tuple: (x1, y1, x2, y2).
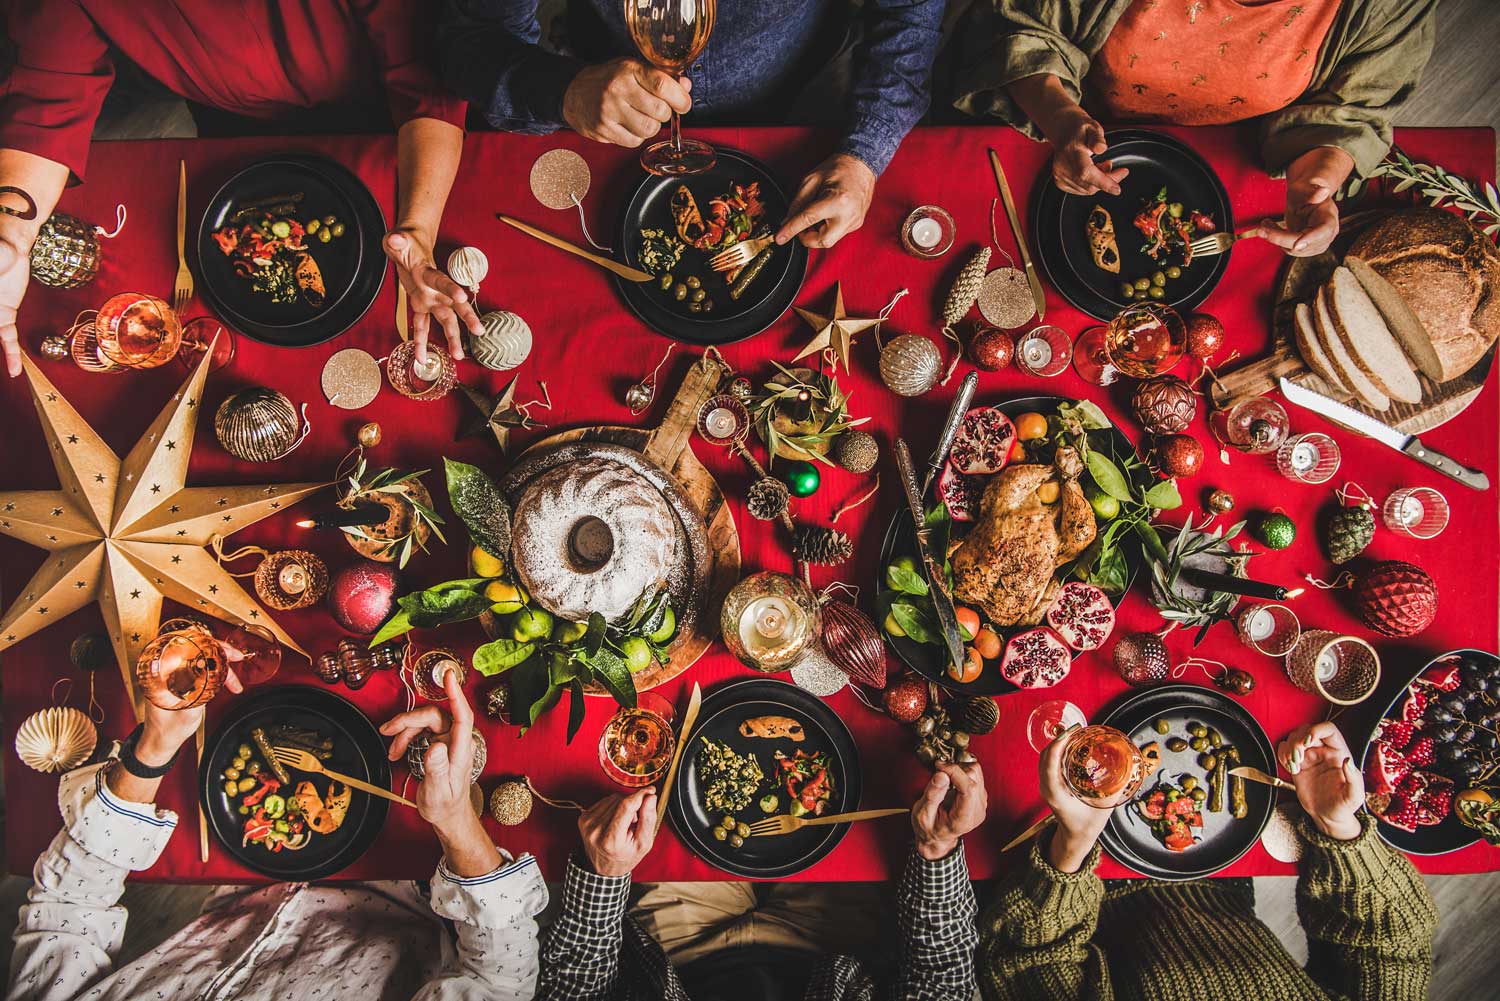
(438, 0, 945, 175)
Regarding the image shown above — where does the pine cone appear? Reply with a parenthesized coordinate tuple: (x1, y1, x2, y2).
(1324, 505, 1375, 564)
(746, 477, 790, 521)
(942, 247, 991, 328)
(830, 430, 879, 474)
(793, 525, 854, 565)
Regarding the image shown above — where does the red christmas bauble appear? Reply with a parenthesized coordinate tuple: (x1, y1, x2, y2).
(882, 676, 928, 723)
(1353, 560, 1437, 638)
(328, 560, 402, 634)
(1153, 433, 1204, 477)
(1185, 313, 1225, 359)
(968, 327, 1015, 372)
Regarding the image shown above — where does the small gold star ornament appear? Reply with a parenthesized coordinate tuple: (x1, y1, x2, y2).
(791, 282, 881, 374)
(457, 377, 541, 453)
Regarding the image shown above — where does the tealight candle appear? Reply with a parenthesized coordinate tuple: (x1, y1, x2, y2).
(1383, 486, 1448, 539)
(704, 406, 738, 440)
(1276, 433, 1340, 484)
(1014, 325, 1071, 377)
(413, 353, 444, 383)
(909, 217, 942, 250)
(277, 562, 308, 596)
(899, 206, 955, 259)
(1246, 608, 1275, 642)
(720, 572, 820, 672)
(1315, 650, 1339, 682)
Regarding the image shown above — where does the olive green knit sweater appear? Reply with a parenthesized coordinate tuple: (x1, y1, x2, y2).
(979, 816, 1437, 1001)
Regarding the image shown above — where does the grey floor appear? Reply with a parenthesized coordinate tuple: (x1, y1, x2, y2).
(4, 2, 1500, 994)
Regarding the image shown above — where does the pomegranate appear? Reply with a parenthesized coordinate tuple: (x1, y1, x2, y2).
(1044, 582, 1116, 651)
(937, 461, 984, 522)
(1112, 631, 1170, 686)
(1400, 687, 1428, 724)
(1364, 740, 1411, 798)
(1397, 770, 1455, 826)
(998, 627, 1072, 689)
(948, 407, 1017, 475)
(1416, 658, 1461, 693)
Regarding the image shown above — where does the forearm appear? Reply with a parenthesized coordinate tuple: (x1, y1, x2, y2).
(434, 813, 504, 878)
(438, 0, 582, 132)
(422, 852, 549, 1001)
(537, 858, 630, 1001)
(894, 843, 978, 1000)
(1286, 147, 1356, 193)
(0, 149, 70, 247)
(1006, 74, 1086, 147)
(841, 0, 944, 176)
(394, 118, 463, 244)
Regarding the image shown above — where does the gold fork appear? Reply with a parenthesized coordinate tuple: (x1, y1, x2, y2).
(172, 160, 193, 312)
(708, 234, 775, 273)
(1187, 231, 1238, 259)
(270, 745, 417, 808)
(746, 807, 908, 837)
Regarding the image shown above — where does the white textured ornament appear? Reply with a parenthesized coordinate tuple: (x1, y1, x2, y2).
(791, 645, 848, 698)
(879, 334, 942, 397)
(447, 247, 489, 294)
(15, 706, 97, 774)
(468, 311, 533, 372)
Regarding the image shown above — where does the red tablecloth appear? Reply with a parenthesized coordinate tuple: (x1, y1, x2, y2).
(3, 125, 1497, 884)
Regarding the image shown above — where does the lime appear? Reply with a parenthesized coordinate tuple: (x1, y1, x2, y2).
(555, 620, 588, 644)
(891, 554, 918, 575)
(470, 545, 505, 578)
(648, 606, 677, 644)
(485, 580, 526, 615)
(510, 607, 554, 642)
(1086, 487, 1120, 520)
(621, 637, 653, 674)
(883, 611, 906, 637)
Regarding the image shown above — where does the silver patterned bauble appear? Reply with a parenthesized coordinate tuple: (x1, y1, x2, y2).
(29, 213, 100, 289)
(624, 381, 655, 413)
(406, 729, 487, 782)
(879, 334, 942, 396)
(467, 310, 533, 371)
(213, 388, 303, 462)
(447, 246, 489, 294)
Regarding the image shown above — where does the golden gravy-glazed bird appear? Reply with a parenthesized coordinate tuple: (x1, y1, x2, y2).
(1054, 446, 1097, 561)
(952, 464, 1059, 626)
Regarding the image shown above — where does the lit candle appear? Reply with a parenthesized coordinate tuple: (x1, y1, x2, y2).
(909, 216, 943, 250)
(704, 407, 738, 440)
(1315, 650, 1339, 682)
(277, 562, 308, 596)
(296, 502, 388, 530)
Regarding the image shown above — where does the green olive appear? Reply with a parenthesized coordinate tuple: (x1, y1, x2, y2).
(1147, 285, 1166, 299)
(238, 804, 250, 815)
(231, 756, 247, 770)
(686, 275, 702, 290)
(702, 300, 715, 313)
(1208, 728, 1223, 748)
(1199, 753, 1218, 770)
(735, 822, 751, 837)
(237, 744, 253, 758)
(1188, 724, 1208, 738)
(1166, 265, 1183, 279)
(1153, 719, 1171, 735)
(1180, 775, 1199, 792)
(674, 284, 688, 301)
(1190, 787, 1207, 803)
(720, 815, 735, 830)
(1120, 282, 1137, 300)
(713, 826, 728, 841)
(246, 760, 262, 775)
(659, 273, 674, 291)
(237, 777, 257, 793)
(1151, 271, 1167, 287)
(1168, 202, 1184, 218)
(331, 222, 346, 238)
(728, 833, 744, 848)
(1166, 737, 1188, 752)
(317, 227, 333, 243)
(223, 780, 239, 796)
(1188, 736, 1208, 752)
(688, 302, 703, 313)
(306, 219, 320, 234)
(1134, 277, 1151, 291)
(690, 288, 706, 303)
(224, 767, 241, 782)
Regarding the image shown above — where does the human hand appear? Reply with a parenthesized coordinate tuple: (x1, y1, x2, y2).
(911, 760, 988, 860)
(774, 154, 876, 249)
(1247, 147, 1353, 257)
(137, 667, 243, 767)
(1048, 111, 1128, 197)
(0, 230, 33, 377)
(379, 670, 478, 837)
(563, 58, 691, 149)
(579, 788, 658, 877)
(383, 228, 482, 365)
(1278, 721, 1364, 841)
(1038, 728, 1113, 871)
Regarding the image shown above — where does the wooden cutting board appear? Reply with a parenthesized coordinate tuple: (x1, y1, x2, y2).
(1208, 210, 1494, 434)
(484, 353, 742, 695)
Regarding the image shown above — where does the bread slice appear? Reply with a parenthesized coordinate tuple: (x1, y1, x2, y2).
(1294, 300, 1349, 393)
(1326, 267, 1423, 404)
(1345, 255, 1443, 381)
(1315, 286, 1390, 411)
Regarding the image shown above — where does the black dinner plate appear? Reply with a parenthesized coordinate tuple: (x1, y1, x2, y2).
(1030, 129, 1233, 320)
(200, 685, 390, 880)
(614, 149, 808, 345)
(668, 678, 860, 878)
(195, 155, 386, 347)
(1097, 684, 1276, 880)
(876, 396, 1141, 695)
(1359, 648, 1498, 855)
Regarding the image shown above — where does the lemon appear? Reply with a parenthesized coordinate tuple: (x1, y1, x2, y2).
(484, 580, 526, 615)
(621, 637, 653, 674)
(555, 620, 588, 644)
(470, 545, 505, 578)
(883, 611, 906, 637)
(510, 607, 553, 642)
(648, 606, 677, 644)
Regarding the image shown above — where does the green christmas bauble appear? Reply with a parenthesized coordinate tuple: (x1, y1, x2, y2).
(1253, 512, 1297, 550)
(781, 460, 821, 498)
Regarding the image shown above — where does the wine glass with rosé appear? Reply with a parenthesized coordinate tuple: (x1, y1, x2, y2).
(1059, 725, 1147, 806)
(1026, 699, 1088, 753)
(600, 692, 677, 787)
(1103, 303, 1186, 378)
(624, 0, 717, 175)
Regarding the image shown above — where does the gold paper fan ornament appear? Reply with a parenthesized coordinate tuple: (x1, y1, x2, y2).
(15, 706, 97, 774)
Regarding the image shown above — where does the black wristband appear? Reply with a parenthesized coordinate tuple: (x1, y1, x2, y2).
(117, 724, 180, 779)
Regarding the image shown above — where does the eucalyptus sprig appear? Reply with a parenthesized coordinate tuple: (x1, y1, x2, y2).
(1149, 514, 1252, 643)
(1345, 147, 1500, 237)
(748, 361, 870, 466)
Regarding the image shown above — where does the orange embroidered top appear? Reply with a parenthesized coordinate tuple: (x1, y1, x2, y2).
(1088, 0, 1344, 125)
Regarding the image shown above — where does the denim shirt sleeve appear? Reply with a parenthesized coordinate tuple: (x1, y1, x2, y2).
(839, 0, 946, 175)
(438, 0, 584, 133)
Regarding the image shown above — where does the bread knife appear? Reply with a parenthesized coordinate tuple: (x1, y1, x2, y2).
(921, 370, 979, 497)
(895, 438, 965, 672)
(1279, 378, 1490, 491)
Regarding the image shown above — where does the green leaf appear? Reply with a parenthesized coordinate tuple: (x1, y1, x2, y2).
(443, 458, 513, 560)
(584, 612, 607, 658)
(508, 657, 549, 725)
(550, 651, 583, 686)
(1135, 521, 1168, 564)
(431, 577, 494, 593)
(1142, 479, 1183, 510)
(368, 608, 414, 648)
(589, 648, 637, 709)
(1057, 399, 1111, 430)
(565, 679, 587, 744)
(472, 639, 536, 677)
(889, 599, 937, 645)
(884, 563, 930, 596)
(407, 586, 494, 629)
(1087, 544, 1129, 594)
(1085, 451, 1132, 502)
(528, 683, 563, 726)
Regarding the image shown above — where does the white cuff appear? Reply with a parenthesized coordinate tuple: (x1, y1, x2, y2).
(55, 763, 176, 871)
(431, 852, 549, 929)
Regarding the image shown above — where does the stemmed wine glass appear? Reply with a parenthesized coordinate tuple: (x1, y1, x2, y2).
(625, 0, 717, 175)
(135, 618, 281, 710)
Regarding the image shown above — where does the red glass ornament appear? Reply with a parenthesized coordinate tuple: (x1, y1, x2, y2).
(882, 676, 928, 722)
(1185, 312, 1225, 359)
(819, 599, 887, 688)
(968, 326, 1014, 372)
(1353, 561, 1438, 638)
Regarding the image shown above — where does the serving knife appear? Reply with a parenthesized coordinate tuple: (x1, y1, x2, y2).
(895, 438, 965, 672)
(988, 148, 1046, 321)
(1229, 765, 1296, 792)
(1279, 378, 1490, 491)
(654, 682, 701, 835)
(921, 369, 978, 497)
(497, 213, 654, 283)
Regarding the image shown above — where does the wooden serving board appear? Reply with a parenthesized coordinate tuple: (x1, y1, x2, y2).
(1208, 210, 1495, 435)
(483, 354, 742, 695)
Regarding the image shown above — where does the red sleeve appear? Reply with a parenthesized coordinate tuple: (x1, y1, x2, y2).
(0, 0, 115, 181)
(349, 0, 467, 130)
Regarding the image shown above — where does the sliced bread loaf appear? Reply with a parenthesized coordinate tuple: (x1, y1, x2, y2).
(1345, 255, 1443, 381)
(1326, 266, 1423, 404)
(1315, 286, 1390, 411)
(1294, 300, 1349, 393)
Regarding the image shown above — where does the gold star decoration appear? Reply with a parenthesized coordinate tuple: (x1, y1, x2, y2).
(456, 378, 540, 453)
(791, 282, 881, 374)
(0, 344, 325, 717)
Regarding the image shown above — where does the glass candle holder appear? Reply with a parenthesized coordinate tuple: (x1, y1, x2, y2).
(175, 317, 237, 373)
(599, 692, 677, 788)
(1382, 486, 1449, 539)
(1276, 432, 1341, 484)
(1071, 325, 1118, 386)
(696, 394, 751, 448)
(1285, 630, 1381, 705)
(65, 310, 124, 373)
(253, 549, 329, 611)
(1235, 602, 1301, 657)
(95, 292, 182, 369)
(135, 618, 224, 711)
(1014, 324, 1072, 377)
(899, 205, 956, 259)
(385, 340, 456, 401)
(1210, 398, 1290, 455)
(413, 648, 469, 701)
(720, 571, 821, 672)
(1105, 303, 1185, 378)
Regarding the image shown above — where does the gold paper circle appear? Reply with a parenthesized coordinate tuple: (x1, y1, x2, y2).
(321, 348, 382, 410)
(530, 149, 592, 210)
(977, 267, 1036, 329)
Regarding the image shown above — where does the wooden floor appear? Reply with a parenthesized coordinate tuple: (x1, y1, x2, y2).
(3, 2, 1500, 994)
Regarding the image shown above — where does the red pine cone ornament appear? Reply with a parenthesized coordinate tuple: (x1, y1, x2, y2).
(1131, 375, 1197, 435)
(1353, 561, 1438, 638)
(820, 599, 888, 688)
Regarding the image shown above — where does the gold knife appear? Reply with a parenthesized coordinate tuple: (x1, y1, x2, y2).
(1229, 765, 1296, 791)
(196, 720, 209, 863)
(395, 282, 408, 341)
(988, 148, 1046, 321)
(1001, 812, 1055, 853)
(497, 213, 654, 283)
(654, 682, 701, 835)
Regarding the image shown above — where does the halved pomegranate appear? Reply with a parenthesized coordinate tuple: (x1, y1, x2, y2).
(948, 407, 1017, 476)
(937, 462, 985, 522)
(1364, 740, 1410, 798)
(1044, 582, 1116, 651)
(998, 627, 1072, 689)
(1400, 687, 1428, 725)
(1416, 658, 1461, 693)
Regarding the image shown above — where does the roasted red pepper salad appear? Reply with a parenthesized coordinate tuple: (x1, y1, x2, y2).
(220, 725, 351, 852)
(1132, 187, 1217, 267)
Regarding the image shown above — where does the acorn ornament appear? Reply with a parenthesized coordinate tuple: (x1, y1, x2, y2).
(1207, 489, 1235, 515)
(1352, 560, 1437, 638)
(468, 310, 533, 371)
(1131, 375, 1196, 435)
(1323, 486, 1376, 565)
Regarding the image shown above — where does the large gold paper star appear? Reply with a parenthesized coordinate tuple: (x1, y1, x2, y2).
(0, 346, 324, 717)
(791, 282, 881, 374)
(456, 378, 539, 454)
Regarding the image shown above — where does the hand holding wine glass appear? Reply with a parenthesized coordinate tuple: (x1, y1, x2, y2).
(623, 0, 716, 175)
(563, 57, 692, 149)
(1039, 726, 1133, 872)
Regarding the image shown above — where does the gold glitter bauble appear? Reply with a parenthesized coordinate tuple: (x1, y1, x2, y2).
(321, 348, 382, 410)
(976, 267, 1036, 329)
(489, 780, 534, 826)
(530, 149, 592, 210)
(358, 422, 382, 448)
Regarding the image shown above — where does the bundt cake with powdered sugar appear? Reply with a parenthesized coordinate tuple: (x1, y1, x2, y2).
(510, 458, 679, 624)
